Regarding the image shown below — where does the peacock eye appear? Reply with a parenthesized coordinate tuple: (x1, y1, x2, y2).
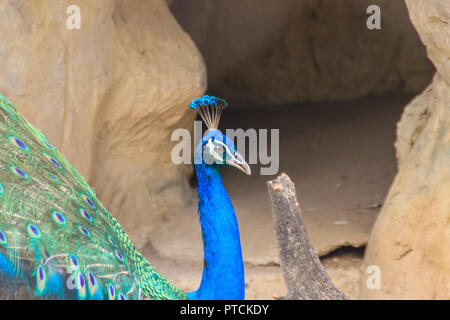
(214, 144, 225, 154)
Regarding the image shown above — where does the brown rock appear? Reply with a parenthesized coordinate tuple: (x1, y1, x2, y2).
(360, 0, 450, 299)
(170, 0, 434, 105)
(0, 0, 206, 248)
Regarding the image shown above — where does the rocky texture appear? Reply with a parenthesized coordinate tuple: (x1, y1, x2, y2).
(360, 0, 450, 299)
(0, 0, 206, 248)
(170, 0, 434, 106)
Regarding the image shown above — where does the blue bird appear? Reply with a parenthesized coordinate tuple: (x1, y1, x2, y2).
(188, 95, 250, 300)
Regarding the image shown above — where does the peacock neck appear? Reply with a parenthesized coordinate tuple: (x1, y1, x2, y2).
(187, 163, 245, 300)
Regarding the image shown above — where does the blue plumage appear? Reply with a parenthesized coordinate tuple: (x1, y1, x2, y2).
(188, 159, 245, 299)
(189, 95, 228, 110)
(0, 252, 16, 278)
(187, 97, 251, 299)
(44, 271, 66, 299)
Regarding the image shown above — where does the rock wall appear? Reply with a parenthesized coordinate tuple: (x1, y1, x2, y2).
(360, 0, 450, 299)
(170, 0, 434, 106)
(0, 0, 206, 248)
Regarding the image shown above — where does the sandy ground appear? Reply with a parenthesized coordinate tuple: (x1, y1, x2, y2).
(144, 95, 411, 299)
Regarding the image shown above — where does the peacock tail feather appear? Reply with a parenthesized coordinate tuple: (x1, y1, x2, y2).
(0, 93, 186, 300)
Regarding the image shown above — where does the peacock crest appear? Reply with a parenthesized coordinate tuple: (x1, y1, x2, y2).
(189, 95, 228, 130)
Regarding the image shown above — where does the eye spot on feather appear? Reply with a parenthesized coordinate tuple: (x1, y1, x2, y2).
(51, 210, 66, 226)
(50, 157, 61, 167)
(69, 255, 79, 270)
(86, 271, 100, 297)
(26, 224, 41, 239)
(77, 225, 91, 239)
(0, 229, 7, 246)
(77, 272, 87, 300)
(38, 266, 45, 281)
(118, 292, 127, 300)
(78, 207, 93, 223)
(43, 152, 62, 168)
(80, 193, 96, 210)
(86, 198, 94, 207)
(13, 167, 26, 177)
(15, 139, 26, 149)
(79, 273, 85, 288)
(6, 135, 29, 152)
(115, 250, 124, 262)
(35, 264, 46, 295)
(50, 158, 60, 167)
(9, 164, 29, 180)
(88, 272, 95, 286)
(108, 283, 116, 300)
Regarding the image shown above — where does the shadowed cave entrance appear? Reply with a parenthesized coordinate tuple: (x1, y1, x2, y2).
(144, 0, 435, 299)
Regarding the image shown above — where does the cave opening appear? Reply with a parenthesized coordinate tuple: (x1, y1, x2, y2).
(167, 0, 435, 299)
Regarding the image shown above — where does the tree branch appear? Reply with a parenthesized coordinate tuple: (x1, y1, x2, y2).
(267, 173, 348, 300)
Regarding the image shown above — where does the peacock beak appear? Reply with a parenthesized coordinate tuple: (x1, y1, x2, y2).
(226, 151, 251, 175)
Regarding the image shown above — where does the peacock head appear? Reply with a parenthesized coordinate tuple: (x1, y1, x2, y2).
(190, 95, 251, 175)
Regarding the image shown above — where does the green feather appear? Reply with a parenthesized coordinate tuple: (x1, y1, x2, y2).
(0, 93, 186, 300)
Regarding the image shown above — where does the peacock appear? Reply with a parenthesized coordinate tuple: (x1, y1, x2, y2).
(0, 93, 250, 300)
